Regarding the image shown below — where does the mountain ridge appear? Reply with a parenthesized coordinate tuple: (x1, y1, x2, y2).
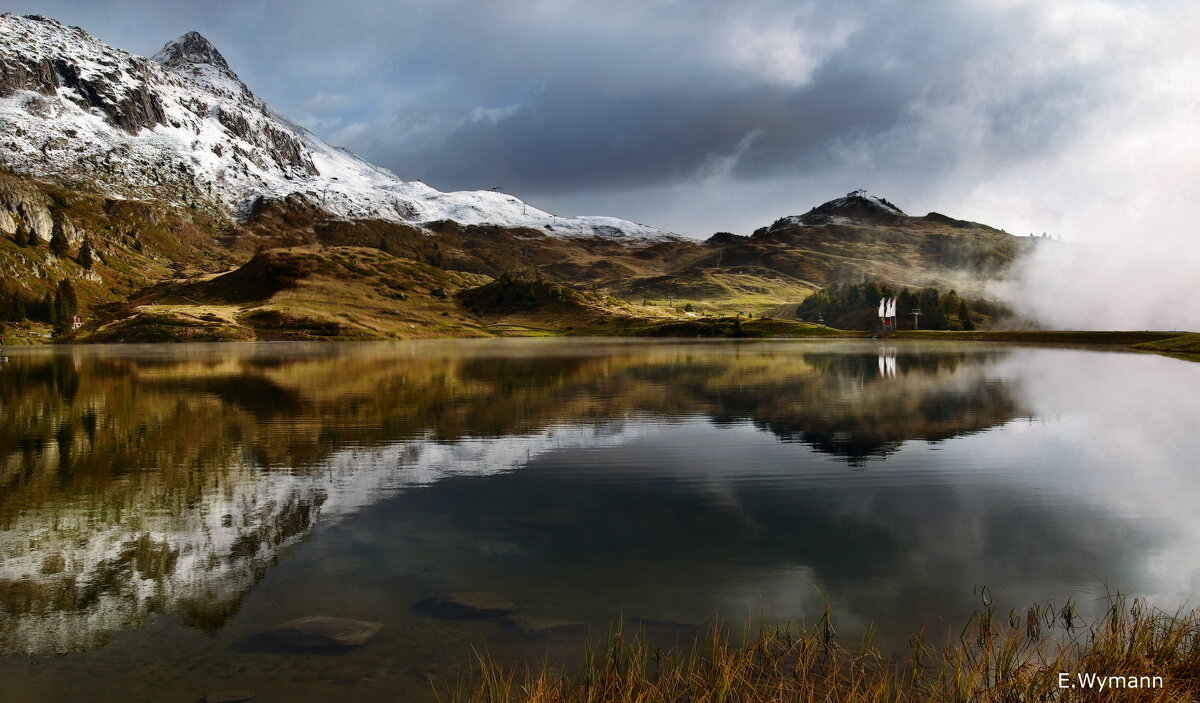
(0, 13, 678, 241)
(0, 14, 1037, 341)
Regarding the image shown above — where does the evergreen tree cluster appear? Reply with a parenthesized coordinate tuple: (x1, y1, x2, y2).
(0, 283, 32, 322)
(796, 280, 983, 331)
(10, 223, 40, 247)
(3, 286, 49, 324)
(0, 280, 80, 329)
(52, 280, 79, 332)
(8, 221, 96, 268)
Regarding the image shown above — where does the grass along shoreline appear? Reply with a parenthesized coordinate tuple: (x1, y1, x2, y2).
(890, 329, 1186, 346)
(446, 596, 1200, 702)
(4, 309, 1196, 358)
(1131, 333, 1200, 355)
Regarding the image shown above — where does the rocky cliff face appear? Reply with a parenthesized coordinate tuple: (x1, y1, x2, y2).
(0, 173, 55, 240)
(0, 14, 324, 210)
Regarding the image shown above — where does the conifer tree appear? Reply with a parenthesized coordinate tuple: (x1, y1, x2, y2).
(897, 289, 916, 329)
(49, 223, 70, 257)
(2, 285, 29, 322)
(53, 280, 78, 333)
(918, 287, 946, 330)
(58, 279, 78, 316)
(78, 239, 95, 269)
(44, 291, 57, 325)
(959, 301, 975, 331)
(940, 290, 962, 317)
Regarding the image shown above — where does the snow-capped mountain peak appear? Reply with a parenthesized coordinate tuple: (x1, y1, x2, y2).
(152, 31, 250, 101)
(0, 13, 679, 243)
(766, 190, 908, 228)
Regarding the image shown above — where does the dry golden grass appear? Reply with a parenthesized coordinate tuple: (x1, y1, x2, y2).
(88, 246, 499, 341)
(446, 596, 1200, 703)
(1132, 334, 1200, 357)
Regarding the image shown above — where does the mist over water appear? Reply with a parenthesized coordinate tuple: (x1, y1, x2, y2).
(994, 236, 1200, 331)
(985, 116, 1200, 333)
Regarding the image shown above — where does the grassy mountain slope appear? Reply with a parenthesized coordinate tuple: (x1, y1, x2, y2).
(632, 212, 1027, 307)
(1131, 333, 1200, 357)
(226, 197, 707, 293)
(0, 170, 235, 335)
(88, 246, 494, 341)
(1, 168, 1046, 342)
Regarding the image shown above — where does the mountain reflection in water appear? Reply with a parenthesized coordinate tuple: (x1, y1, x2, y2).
(0, 339, 1196, 671)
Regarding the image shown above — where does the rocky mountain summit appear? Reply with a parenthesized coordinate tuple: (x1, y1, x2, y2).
(151, 30, 252, 101)
(761, 190, 907, 230)
(797, 189, 905, 225)
(0, 13, 675, 241)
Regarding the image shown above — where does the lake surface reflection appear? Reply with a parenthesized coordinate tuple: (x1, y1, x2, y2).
(1, 339, 1197, 702)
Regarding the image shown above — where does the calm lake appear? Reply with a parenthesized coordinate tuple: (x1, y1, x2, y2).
(1, 339, 1198, 702)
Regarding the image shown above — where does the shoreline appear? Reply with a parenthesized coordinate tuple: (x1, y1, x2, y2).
(446, 598, 1200, 703)
(3, 320, 1197, 360)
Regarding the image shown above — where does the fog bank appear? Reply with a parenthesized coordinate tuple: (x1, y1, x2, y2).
(996, 239, 1200, 332)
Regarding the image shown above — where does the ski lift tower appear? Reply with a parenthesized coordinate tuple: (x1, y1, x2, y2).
(321, 177, 339, 206)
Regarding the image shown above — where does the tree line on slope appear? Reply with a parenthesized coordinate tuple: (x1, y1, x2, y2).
(796, 280, 1009, 331)
(0, 280, 80, 333)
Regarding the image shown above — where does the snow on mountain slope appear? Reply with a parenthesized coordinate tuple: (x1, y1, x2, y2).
(151, 29, 254, 102)
(0, 14, 677, 242)
(768, 189, 908, 228)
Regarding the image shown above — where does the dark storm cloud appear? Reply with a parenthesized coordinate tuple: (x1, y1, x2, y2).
(345, 0, 1114, 199)
(379, 64, 916, 195)
(380, 83, 791, 193)
(3, 0, 1193, 241)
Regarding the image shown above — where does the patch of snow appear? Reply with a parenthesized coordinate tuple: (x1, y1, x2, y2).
(775, 215, 807, 227)
(824, 189, 905, 216)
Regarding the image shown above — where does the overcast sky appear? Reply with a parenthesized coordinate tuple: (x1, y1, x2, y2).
(7, 0, 1199, 244)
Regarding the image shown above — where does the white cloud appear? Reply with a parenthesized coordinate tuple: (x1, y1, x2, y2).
(469, 103, 522, 123)
(930, 1, 1200, 328)
(719, 8, 860, 87)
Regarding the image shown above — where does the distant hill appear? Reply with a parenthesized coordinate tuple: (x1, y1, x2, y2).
(623, 191, 1032, 306)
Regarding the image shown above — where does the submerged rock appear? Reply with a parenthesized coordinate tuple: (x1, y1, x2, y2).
(268, 616, 383, 649)
(416, 591, 515, 619)
(506, 614, 588, 638)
